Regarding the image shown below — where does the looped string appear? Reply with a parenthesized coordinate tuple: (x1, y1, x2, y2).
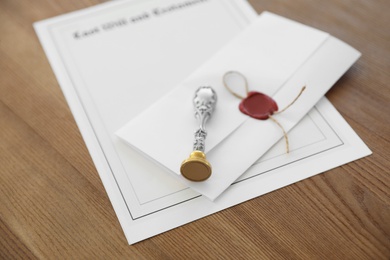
(222, 71, 249, 99)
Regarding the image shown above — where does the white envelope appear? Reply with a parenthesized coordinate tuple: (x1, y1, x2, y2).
(116, 12, 360, 200)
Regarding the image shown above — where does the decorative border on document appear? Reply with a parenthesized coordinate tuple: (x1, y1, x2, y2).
(48, 0, 344, 221)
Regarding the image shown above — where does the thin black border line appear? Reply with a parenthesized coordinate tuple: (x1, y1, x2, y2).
(48, 29, 136, 219)
(133, 195, 202, 220)
(232, 143, 344, 185)
(139, 187, 190, 206)
(47, 0, 175, 221)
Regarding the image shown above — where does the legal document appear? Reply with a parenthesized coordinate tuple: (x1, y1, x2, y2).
(35, 0, 371, 244)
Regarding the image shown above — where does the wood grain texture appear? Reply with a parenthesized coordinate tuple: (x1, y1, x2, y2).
(0, 0, 389, 259)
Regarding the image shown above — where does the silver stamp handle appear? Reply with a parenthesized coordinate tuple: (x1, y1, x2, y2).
(192, 86, 217, 152)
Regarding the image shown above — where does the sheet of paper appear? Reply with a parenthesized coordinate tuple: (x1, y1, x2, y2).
(34, 0, 371, 244)
(116, 12, 361, 200)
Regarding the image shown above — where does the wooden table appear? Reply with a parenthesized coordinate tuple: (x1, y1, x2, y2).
(1, 0, 389, 258)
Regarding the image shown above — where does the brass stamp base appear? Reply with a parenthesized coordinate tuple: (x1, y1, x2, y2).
(180, 151, 212, 181)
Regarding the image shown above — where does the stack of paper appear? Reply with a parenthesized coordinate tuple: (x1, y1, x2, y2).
(34, 0, 371, 244)
(116, 12, 363, 200)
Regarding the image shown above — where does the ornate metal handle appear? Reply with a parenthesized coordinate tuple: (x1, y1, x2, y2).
(192, 86, 217, 151)
(180, 86, 217, 182)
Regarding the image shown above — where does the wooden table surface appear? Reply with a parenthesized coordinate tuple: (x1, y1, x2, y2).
(1, 0, 389, 259)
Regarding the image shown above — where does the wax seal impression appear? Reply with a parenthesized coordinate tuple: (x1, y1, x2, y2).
(223, 71, 305, 153)
(239, 91, 278, 120)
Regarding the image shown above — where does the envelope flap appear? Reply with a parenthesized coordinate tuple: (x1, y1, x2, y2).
(116, 12, 329, 176)
(116, 12, 361, 200)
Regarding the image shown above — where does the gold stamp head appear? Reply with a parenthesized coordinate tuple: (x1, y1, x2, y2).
(180, 151, 212, 181)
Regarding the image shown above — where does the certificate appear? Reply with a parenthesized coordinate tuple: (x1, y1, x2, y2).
(35, 0, 371, 244)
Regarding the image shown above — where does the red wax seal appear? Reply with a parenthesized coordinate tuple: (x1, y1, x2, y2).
(239, 91, 278, 120)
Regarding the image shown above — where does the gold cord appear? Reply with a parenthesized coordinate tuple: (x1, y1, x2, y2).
(268, 115, 289, 153)
(274, 86, 306, 115)
(222, 71, 249, 99)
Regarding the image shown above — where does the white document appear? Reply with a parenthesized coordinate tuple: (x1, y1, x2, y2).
(117, 12, 361, 200)
(34, 0, 371, 244)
